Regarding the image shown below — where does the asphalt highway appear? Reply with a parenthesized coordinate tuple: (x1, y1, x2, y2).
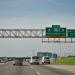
(0, 62, 75, 75)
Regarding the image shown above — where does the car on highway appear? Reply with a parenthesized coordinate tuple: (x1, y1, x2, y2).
(0, 59, 4, 63)
(41, 56, 50, 64)
(13, 58, 23, 66)
(30, 56, 39, 65)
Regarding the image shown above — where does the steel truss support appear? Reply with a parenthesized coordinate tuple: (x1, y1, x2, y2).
(0, 29, 75, 43)
(0, 29, 46, 38)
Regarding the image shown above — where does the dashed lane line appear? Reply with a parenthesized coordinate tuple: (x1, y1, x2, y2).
(36, 72, 40, 75)
(30, 66, 40, 75)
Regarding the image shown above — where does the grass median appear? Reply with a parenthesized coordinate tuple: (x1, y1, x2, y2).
(54, 57, 75, 65)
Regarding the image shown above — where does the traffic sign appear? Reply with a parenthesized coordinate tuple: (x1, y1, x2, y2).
(52, 25, 60, 28)
(60, 28, 66, 36)
(52, 25, 60, 33)
(46, 27, 52, 35)
(46, 25, 66, 38)
(68, 29, 75, 38)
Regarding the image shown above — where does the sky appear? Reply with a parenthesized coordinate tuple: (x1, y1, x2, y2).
(0, 0, 75, 57)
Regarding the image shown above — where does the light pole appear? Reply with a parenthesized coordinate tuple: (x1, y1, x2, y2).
(59, 42, 62, 57)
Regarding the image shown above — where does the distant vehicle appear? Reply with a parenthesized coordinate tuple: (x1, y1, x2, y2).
(30, 56, 39, 65)
(0, 59, 4, 63)
(26, 59, 30, 62)
(13, 58, 23, 66)
(41, 56, 50, 64)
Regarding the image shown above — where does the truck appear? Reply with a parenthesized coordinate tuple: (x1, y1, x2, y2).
(13, 58, 23, 66)
(30, 56, 39, 65)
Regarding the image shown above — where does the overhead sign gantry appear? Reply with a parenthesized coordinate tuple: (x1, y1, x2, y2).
(0, 29, 45, 38)
(43, 25, 75, 43)
(0, 25, 75, 43)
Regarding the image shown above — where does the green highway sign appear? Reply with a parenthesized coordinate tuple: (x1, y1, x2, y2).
(46, 28, 53, 33)
(46, 25, 75, 38)
(52, 25, 60, 28)
(52, 25, 60, 33)
(68, 29, 75, 38)
(53, 27, 60, 33)
(60, 28, 66, 36)
(46, 25, 66, 38)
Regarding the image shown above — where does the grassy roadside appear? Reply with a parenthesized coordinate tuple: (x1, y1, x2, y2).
(54, 57, 75, 65)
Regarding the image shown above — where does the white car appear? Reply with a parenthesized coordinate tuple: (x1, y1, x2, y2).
(41, 56, 50, 64)
(30, 56, 39, 65)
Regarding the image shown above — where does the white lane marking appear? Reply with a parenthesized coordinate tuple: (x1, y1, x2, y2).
(30, 66, 40, 75)
(36, 72, 40, 75)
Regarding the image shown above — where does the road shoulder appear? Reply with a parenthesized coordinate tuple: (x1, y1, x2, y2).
(44, 65, 75, 74)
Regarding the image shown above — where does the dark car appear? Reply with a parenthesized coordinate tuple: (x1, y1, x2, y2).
(13, 58, 23, 66)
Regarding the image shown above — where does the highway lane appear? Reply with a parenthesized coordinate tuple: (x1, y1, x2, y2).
(29, 64, 75, 75)
(0, 62, 37, 75)
(0, 62, 75, 75)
